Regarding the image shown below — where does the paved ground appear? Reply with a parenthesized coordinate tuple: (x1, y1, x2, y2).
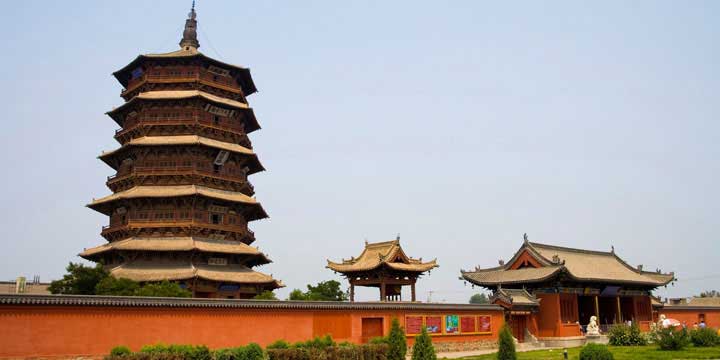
(436, 345, 567, 359)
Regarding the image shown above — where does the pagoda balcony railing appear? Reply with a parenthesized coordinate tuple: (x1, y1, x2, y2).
(114, 117, 252, 148)
(124, 70, 241, 97)
(106, 166, 253, 191)
(102, 219, 254, 238)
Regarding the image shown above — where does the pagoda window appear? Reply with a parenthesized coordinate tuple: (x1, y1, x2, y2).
(179, 211, 191, 220)
(210, 213, 223, 225)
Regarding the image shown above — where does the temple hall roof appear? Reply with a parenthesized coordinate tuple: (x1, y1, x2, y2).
(109, 260, 283, 288)
(80, 236, 271, 265)
(326, 239, 438, 273)
(87, 185, 267, 219)
(491, 288, 540, 307)
(462, 240, 675, 288)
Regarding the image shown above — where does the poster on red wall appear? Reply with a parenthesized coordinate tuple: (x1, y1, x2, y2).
(405, 316, 423, 335)
(461, 316, 477, 333)
(479, 315, 492, 332)
(426, 316, 442, 334)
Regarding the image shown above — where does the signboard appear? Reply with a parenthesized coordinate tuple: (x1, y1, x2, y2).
(208, 258, 228, 266)
(445, 315, 459, 334)
(208, 65, 231, 77)
(204, 104, 235, 117)
(405, 316, 423, 335)
(479, 316, 492, 333)
(460, 316, 476, 333)
(425, 316, 442, 334)
(208, 205, 228, 213)
(214, 150, 230, 166)
(131, 67, 144, 79)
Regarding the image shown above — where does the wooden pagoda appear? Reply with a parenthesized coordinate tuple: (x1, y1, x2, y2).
(80, 5, 283, 298)
(327, 238, 438, 302)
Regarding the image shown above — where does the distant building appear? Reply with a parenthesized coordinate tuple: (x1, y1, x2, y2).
(0, 277, 51, 295)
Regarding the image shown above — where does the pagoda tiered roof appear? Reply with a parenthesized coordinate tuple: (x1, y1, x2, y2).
(80, 236, 271, 265)
(109, 260, 283, 288)
(327, 240, 438, 273)
(113, 48, 258, 96)
(88, 185, 267, 219)
(99, 135, 264, 173)
(106, 90, 260, 133)
(462, 241, 675, 288)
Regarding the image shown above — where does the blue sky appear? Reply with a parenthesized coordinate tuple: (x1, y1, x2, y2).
(1, 1, 718, 302)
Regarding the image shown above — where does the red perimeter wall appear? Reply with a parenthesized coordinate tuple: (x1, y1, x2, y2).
(660, 307, 720, 328)
(0, 301, 503, 359)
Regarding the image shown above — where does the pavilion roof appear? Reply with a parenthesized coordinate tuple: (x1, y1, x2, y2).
(326, 239, 438, 274)
(108, 260, 283, 288)
(80, 236, 270, 265)
(87, 185, 267, 219)
(113, 48, 257, 96)
(98, 135, 264, 174)
(462, 241, 675, 288)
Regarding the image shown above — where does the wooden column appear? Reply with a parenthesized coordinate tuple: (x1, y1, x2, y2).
(350, 284, 355, 302)
(380, 280, 386, 302)
(594, 295, 599, 318)
(616, 296, 622, 323)
(411, 282, 416, 302)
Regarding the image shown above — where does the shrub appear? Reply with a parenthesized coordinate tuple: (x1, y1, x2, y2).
(138, 344, 211, 360)
(266, 344, 387, 360)
(244, 343, 264, 360)
(267, 340, 291, 349)
(496, 324, 516, 360)
(411, 327, 436, 360)
(579, 343, 613, 360)
(110, 346, 132, 357)
(386, 318, 407, 360)
(653, 327, 690, 351)
(690, 327, 719, 347)
(607, 324, 647, 346)
(292, 334, 336, 349)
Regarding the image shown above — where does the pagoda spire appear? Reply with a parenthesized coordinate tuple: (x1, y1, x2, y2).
(179, 1, 200, 50)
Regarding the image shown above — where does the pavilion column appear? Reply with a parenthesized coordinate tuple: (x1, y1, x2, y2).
(350, 284, 355, 302)
(411, 282, 416, 302)
(616, 296, 622, 323)
(594, 295, 599, 319)
(380, 281, 386, 302)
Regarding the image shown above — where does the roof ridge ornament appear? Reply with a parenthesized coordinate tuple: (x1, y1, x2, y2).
(180, 0, 200, 50)
(523, 233, 529, 244)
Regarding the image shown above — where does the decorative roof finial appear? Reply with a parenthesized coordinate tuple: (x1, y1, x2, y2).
(180, 1, 200, 50)
(523, 233, 529, 244)
(396, 233, 400, 241)
(611, 245, 615, 254)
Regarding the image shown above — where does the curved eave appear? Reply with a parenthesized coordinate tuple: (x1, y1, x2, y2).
(461, 266, 564, 287)
(98, 135, 264, 174)
(106, 90, 260, 134)
(79, 238, 271, 266)
(113, 52, 257, 96)
(87, 185, 268, 219)
(326, 260, 438, 274)
(108, 263, 282, 289)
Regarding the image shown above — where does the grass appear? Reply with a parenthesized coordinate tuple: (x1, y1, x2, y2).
(451, 345, 720, 360)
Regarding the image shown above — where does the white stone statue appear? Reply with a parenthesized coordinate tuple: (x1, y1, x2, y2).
(586, 315, 600, 336)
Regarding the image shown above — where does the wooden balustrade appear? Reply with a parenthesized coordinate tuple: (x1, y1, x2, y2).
(106, 165, 252, 191)
(122, 69, 241, 96)
(102, 217, 254, 237)
(114, 114, 250, 140)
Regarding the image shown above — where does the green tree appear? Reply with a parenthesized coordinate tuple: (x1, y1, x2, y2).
(288, 289, 309, 300)
(387, 318, 407, 360)
(253, 290, 278, 300)
(699, 290, 719, 298)
(411, 327, 436, 360)
(48, 262, 108, 295)
(288, 280, 347, 301)
(133, 280, 192, 298)
(497, 324, 516, 360)
(469, 293, 490, 304)
(306, 280, 348, 301)
(95, 276, 140, 296)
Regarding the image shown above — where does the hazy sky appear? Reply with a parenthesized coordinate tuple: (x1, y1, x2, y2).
(1, 1, 718, 302)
